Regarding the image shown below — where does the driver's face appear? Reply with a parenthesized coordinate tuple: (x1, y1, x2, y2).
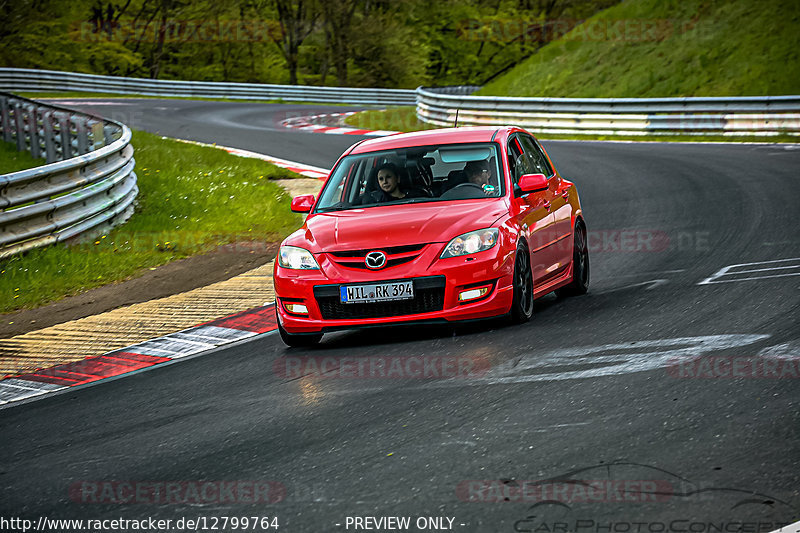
(468, 169, 489, 186)
(378, 170, 399, 192)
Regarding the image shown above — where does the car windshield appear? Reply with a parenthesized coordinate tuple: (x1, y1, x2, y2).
(315, 143, 502, 213)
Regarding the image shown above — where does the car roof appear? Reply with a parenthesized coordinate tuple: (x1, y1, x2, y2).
(349, 126, 517, 155)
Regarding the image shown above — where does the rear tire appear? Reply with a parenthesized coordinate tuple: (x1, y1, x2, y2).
(510, 243, 534, 323)
(278, 322, 322, 348)
(557, 221, 589, 297)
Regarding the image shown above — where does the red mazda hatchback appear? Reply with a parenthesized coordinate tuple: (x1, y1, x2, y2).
(273, 126, 588, 347)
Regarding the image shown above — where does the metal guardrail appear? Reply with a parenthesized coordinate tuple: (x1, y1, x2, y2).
(0, 92, 137, 260)
(3, 69, 798, 135)
(0, 68, 417, 106)
(416, 87, 800, 136)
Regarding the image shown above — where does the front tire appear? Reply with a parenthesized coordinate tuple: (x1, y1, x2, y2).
(557, 221, 589, 297)
(510, 243, 534, 323)
(278, 322, 322, 348)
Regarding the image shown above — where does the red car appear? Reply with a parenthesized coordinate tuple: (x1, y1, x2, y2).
(273, 126, 589, 347)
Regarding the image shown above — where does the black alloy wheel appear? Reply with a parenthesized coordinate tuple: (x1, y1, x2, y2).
(557, 221, 590, 297)
(511, 243, 534, 323)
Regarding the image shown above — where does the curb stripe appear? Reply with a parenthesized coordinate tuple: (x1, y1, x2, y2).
(280, 111, 399, 137)
(19, 352, 172, 386)
(0, 305, 280, 408)
(203, 306, 279, 333)
(0, 379, 65, 403)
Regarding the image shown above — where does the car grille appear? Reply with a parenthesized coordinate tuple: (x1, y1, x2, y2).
(314, 276, 445, 320)
(326, 243, 427, 270)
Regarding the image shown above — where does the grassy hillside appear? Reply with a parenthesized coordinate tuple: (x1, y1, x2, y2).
(479, 0, 800, 97)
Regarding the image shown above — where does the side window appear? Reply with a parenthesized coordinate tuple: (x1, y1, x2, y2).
(508, 136, 534, 184)
(342, 158, 371, 204)
(507, 144, 517, 183)
(343, 160, 363, 203)
(519, 135, 553, 176)
(532, 138, 554, 176)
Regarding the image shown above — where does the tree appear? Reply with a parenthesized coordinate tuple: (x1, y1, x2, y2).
(320, 0, 360, 86)
(348, 0, 429, 88)
(267, 0, 317, 85)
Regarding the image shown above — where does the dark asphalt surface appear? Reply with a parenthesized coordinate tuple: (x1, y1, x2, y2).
(2, 100, 799, 531)
(52, 99, 365, 169)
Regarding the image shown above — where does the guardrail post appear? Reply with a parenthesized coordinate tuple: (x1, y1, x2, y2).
(13, 102, 26, 152)
(59, 114, 71, 159)
(104, 124, 115, 146)
(28, 105, 41, 159)
(76, 116, 88, 155)
(1, 96, 11, 142)
(90, 120, 104, 150)
(42, 110, 57, 163)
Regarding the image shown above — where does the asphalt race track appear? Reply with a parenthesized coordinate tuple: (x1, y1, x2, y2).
(2, 100, 799, 531)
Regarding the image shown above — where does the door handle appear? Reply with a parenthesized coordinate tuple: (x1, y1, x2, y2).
(561, 189, 570, 199)
(543, 201, 551, 210)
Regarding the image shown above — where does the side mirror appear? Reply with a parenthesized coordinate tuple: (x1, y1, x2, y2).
(290, 194, 315, 213)
(518, 173, 549, 194)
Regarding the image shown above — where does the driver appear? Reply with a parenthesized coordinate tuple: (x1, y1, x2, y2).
(464, 160, 495, 194)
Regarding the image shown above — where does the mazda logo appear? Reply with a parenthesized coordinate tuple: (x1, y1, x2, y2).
(365, 251, 387, 269)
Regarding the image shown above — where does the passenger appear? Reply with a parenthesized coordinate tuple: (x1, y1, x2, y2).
(464, 160, 495, 194)
(359, 163, 410, 204)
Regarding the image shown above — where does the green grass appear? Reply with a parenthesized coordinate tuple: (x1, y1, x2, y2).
(0, 129, 304, 313)
(0, 141, 46, 174)
(345, 106, 439, 132)
(480, 0, 800, 98)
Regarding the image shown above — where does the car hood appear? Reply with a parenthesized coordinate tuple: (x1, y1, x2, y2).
(285, 200, 508, 253)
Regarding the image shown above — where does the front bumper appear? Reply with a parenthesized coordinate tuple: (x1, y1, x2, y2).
(274, 243, 515, 334)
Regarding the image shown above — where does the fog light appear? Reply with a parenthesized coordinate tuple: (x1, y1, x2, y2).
(285, 303, 309, 314)
(458, 286, 491, 302)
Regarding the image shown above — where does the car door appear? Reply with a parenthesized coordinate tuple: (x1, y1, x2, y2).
(519, 134, 573, 274)
(506, 134, 559, 286)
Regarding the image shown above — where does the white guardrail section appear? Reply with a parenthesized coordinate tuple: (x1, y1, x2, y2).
(417, 87, 800, 136)
(0, 68, 417, 106)
(0, 92, 137, 259)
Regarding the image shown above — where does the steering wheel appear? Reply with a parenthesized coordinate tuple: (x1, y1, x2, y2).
(451, 183, 484, 191)
(440, 182, 486, 200)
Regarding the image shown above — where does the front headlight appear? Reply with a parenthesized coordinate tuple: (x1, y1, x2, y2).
(441, 228, 499, 258)
(279, 246, 320, 270)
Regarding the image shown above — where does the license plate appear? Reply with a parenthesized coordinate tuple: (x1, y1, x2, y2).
(340, 281, 414, 303)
